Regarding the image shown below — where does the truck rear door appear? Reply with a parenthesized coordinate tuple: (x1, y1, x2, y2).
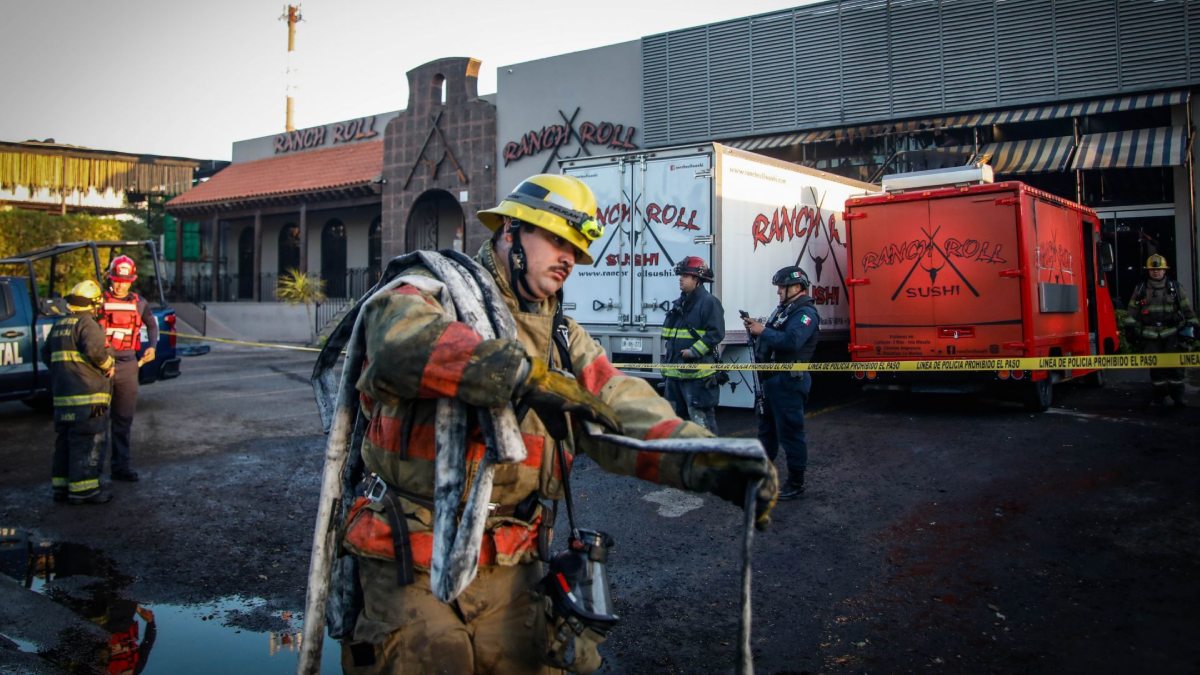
(564, 153, 713, 329)
(634, 153, 713, 327)
(0, 279, 35, 397)
(563, 161, 630, 325)
(849, 189, 1024, 359)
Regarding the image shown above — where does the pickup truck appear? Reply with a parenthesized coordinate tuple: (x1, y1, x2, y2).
(0, 240, 181, 409)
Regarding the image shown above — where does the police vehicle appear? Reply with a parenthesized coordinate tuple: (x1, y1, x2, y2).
(0, 241, 181, 409)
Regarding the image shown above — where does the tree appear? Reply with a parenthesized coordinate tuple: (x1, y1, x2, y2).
(0, 209, 125, 296)
(276, 268, 326, 344)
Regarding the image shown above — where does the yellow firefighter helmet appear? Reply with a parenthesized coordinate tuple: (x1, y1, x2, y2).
(65, 280, 103, 312)
(1145, 254, 1170, 270)
(478, 174, 602, 264)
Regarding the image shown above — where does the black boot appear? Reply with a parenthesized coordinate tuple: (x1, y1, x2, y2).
(68, 491, 113, 505)
(778, 471, 806, 501)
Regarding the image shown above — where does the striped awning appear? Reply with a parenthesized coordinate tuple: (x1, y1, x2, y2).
(1070, 126, 1190, 170)
(726, 129, 834, 151)
(723, 89, 1189, 150)
(976, 136, 1076, 174)
(968, 90, 1190, 128)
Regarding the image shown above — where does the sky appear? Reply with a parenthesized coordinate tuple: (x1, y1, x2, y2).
(1, 0, 810, 161)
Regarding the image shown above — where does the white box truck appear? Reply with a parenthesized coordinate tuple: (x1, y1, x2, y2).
(560, 143, 876, 407)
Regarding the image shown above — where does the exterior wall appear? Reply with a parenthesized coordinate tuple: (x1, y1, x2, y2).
(495, 41, 643, 195)
(642, 0, 1200, 146)
(381, 57, 497, 260)
(232, 111, 401, 163)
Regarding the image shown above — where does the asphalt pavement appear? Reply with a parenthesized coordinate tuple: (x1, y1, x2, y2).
(0, 345, 1196, 673)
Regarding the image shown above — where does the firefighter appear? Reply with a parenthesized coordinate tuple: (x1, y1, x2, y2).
(1124, 254, 1198, 406)
(105, 602, 156, 675)
(43, 280, 115, 505)
(100, 255, 158, 481)
(742, 266, 820, 500)
(661, 255, 726, 433)
(338, 174, 778, 674)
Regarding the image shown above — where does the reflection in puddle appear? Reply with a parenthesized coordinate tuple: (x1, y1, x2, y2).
(0, 528, 340, 673)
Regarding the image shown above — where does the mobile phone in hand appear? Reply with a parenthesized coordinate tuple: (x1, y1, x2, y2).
(738, 309, 750, 320)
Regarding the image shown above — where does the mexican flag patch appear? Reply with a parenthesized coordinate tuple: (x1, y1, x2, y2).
(801, 314, 812, 326)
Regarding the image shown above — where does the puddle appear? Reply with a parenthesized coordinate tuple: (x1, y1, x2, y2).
(0, 528, 341, 673)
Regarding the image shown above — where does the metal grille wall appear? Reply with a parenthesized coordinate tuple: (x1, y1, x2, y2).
(642, 0, 1200, 147)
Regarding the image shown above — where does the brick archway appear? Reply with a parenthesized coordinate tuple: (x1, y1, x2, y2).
(381, 57, 496, 261)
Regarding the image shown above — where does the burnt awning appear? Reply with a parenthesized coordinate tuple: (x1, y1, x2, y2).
(1070, 126, 1190, 170)
(723, 89, 1190, 151)
(977, 135, 1076, 174)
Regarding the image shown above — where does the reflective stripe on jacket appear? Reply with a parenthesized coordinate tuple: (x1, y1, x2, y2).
(661, 285, 725, 379)
(43, 313, 113, 421)
(343, 242, 711, 570)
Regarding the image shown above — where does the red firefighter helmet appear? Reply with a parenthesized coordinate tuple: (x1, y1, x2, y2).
(673, 256, 713, 282)
(108, 255, 137, 282)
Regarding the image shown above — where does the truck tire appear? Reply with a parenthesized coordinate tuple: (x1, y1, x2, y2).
(1024, 379, 1053, 412)
(1082, 369, 1106, 388)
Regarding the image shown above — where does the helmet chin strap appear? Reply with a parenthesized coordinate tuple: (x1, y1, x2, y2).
(506, 222, 539, 311)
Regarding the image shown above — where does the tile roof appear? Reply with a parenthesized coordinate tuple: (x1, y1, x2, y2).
(167, 141, 382, 210)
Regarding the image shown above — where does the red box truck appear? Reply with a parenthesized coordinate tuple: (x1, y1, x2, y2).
(844, 169, 1118, 410)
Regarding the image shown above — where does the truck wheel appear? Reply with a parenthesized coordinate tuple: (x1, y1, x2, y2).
(1082, 369, 1106, 388)
(1023, 379, 1053, 412)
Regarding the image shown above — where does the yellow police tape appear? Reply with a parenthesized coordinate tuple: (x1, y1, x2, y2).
(162, 330, 1199, 371)
(613, 352, 1200, 373)
(166, 331, 322, 353)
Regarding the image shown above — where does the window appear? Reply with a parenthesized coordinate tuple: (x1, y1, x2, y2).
(321, 219, 348, 297)
(0, 282, 12, 322)
(278, 223, 300, 276)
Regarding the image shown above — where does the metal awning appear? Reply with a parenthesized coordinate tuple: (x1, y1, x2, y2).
(976, 135, 1076, 174)
(723, 89, 1189, 150)
(1070, 126, 1190, 170)
(971, 90, 1190, 127)
(726, 129, 833, 151)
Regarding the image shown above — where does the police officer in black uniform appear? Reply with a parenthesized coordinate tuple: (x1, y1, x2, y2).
(661, 256, 726, 433)
(743, 266, 820, 500)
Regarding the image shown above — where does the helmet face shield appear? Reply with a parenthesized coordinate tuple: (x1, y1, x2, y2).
(504, 189, 605, 243)
(478, 174, 601, 264)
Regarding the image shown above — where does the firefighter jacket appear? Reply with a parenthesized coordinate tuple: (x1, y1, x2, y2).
(754, 295, 820, 368)
(100, 291, 157, 356)
(661, 285, 725, 379)
(41, 311, 114, 423)
(1125, 278, 1199, 340)
(343, 242, 708, 572)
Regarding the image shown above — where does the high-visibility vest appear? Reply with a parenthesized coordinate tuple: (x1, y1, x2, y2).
(100, 291, 144, 352)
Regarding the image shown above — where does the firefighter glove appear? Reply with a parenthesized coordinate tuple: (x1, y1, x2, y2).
(683, 453, 779, 531)
(516, 358, 622, 438)
(1181, 325, 1196, 340)
(1124, 325, 1141, 345)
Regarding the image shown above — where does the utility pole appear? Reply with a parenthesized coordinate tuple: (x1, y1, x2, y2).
(281, 4, 302, 132)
